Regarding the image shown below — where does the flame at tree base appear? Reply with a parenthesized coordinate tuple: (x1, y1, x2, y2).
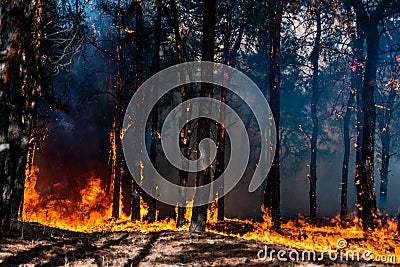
(22, 166, 399, 264)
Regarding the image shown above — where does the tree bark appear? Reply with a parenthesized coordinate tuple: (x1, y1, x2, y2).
(0, 0, 43, 232)
(189, 0, 216, 232)
(264, 0, 283, 230)
(147, 0, 163, 223)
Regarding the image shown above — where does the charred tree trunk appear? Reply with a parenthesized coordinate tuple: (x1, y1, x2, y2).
(131, 0, 144, 221)
(308, 8, 322, 219)
(0, 1, 23, 230)
(341, 7, 364, 221)
(147, 0, 163, 223)
(112, 113, 122, 219)
(0, 0, 43, 232)
(353, 20, 365, 218)
(264, 0, 283, 230)
(378, 71, 397, 212)
(214, 7, 244, 222)
(360, 22, 379, 230)
(111, 35, 124, 219)
(341, 85, 355, 221)
(170, 0, 191, 228)
(189, 0, 216, 232)
(351, 0, 393, 231)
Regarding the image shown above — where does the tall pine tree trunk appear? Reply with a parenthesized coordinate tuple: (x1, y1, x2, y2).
(378, 71, 397, 212)
(0, 0, 43, 231)
(341, 86, 355, 221)
(341, 7, 364, 221)
(351, 0, 393, 231)
(131, 0, 144, 221)
(264, 0, 283, 229)
(353, 19, 365, 217)
(309, 8, 321, 219)
(189, 0, 216, 232)
(147, 0, 163, 223)
(170, 0, 192, 228)
(359, 23, 379, 229)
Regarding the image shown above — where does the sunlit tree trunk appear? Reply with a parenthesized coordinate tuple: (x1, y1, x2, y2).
(264, 0, 283, 230)
(189, 0, 216, 232)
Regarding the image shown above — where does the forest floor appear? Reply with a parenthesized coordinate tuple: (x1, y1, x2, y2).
(0, 223, 396, 267)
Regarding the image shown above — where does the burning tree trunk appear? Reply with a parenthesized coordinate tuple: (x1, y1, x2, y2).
(351, 0, 394, 229)
(352, 18, 365, 218)
(111, 114, 122, 219)
(214, 3, 245, 222)
(147, 0, 163, 223)
(308, 8, 322, 219)
(341, 83, 355, 221)
(110, 27, 124, 219)
(341, 6, 364, 221)
(0, 0, 85, 232)
(131, 0, 144, 221)
(169, 0, 192, 228)
(264, 0, 283, 230)
(0, 0, 43, 231)
(378, 71, 397, 212)
(189, 0, 216, 232)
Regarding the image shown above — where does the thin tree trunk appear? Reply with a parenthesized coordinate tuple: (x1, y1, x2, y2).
(353, 19, 365, 218)
(341, 7, 364, 221)
(264, 0, 283, 230)
(112, 115, 122, 219)
(214, 10, 244, 222)
(378, 71, 397, 212)
(147, 0, 163, 223)
(341, 85, 355, 221)
(170, 0, 192, 228)
(308, 8, 322, 219)
(131, 0, 144, 221)
(189, 0, 216, 232)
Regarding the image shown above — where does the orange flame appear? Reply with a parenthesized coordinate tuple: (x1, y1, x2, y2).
(22, 166, 399, 263)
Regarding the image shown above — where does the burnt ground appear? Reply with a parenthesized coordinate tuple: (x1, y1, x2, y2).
(0, 223, 397, 267)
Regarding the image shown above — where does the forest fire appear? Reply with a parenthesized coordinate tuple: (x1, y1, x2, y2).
(21, 166, 399, 264)
(2, 0, 400, 265)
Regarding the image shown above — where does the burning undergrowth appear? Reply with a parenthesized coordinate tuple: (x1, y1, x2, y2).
(21, 166, 400, 264)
